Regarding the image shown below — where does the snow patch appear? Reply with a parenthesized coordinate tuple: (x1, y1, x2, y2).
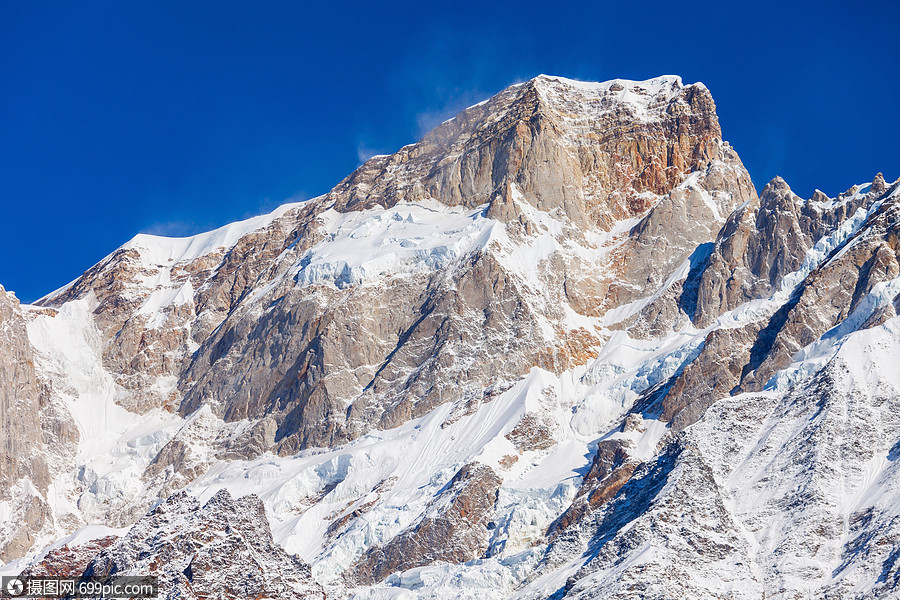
(291, 200, 498, 289)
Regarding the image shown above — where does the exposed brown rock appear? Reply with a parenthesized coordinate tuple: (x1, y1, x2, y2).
(693, 177, 808, 327)
(84, 489, 327, 599)
(351, 462, 502, 584)
(656, 177, 900, 432)
(7, 77, 777, 557)
(20, 536, 118, 577)
(694, 175, 882, 328)
(20, 76, 754, 467)
(552, 438, 636, 534)
(658, 323, 762, 432)
(505, 413, 556, 452)
(0, 286, 55, 561)
(36, 202, 324, 415)
(739, 189, 900, 392)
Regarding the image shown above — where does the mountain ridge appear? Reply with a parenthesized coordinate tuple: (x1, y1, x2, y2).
(2, 73, 899, 599)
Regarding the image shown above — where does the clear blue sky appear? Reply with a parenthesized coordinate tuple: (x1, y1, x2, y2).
(2, 1, 898, 302)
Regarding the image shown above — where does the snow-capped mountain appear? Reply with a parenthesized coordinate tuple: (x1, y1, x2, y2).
(1, 74, 899, 599)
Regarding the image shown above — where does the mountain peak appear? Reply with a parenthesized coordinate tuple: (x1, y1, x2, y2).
(527, 73, 704, 120)
(5, 68, 900, 600)
(531, 72, 685, 91)
(328, 72, 724, 223)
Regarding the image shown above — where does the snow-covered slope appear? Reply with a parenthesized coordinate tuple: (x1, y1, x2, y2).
(2, 74, 900, 600)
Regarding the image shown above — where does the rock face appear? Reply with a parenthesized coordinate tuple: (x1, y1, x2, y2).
(693, 176, 813, 327)
(175, 74, 754, 455)
(537, 337, 900, 600)
(0, 286, 49, 561)
(19, 536, 118, 578)
(551, 439, 636, 534)
(352, 462, 502, 584)
(651, 178, 900, 434)
(84, 489, 326, 599)
(31, 74, 754, 460)
(3, 74, 900, 600)
(0, 287, 78, 561)
(329, 75, 725, 225)
(694, 175, 878, 328)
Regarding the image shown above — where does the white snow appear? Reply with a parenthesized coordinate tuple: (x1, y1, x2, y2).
(171, 316, 716, 594)
(535, 74, 684, 102)
(8, 99, 898, 599)
(0, 524, 129, 577)
(125, 202, 306, 266)
(24, 295, 184, 533)
(38, 201, 310, 305)
(533, 74, 688, 130)
(291, 199, 499, 289)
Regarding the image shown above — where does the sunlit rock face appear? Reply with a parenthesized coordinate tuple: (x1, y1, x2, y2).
(3, 74, 900, 600)
(0, 286, 49, 562)
(31, 74, 754, 457)
(0, 287, 80, 562)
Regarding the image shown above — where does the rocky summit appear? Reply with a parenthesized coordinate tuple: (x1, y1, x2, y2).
(1, 74, 899, 599)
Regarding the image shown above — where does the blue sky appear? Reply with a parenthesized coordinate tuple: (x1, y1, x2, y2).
(2, 1, 898, 302)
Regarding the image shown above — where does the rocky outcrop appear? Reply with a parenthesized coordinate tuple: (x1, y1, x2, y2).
(351, 462, 502, 584)
(549, 174, 900, 539)
(19, 536, 118, 578)
(608, 146, 756, 310)
(180, 251, 551, 453)
(175, 75, 756, 454)
(542, 339, 900, 599)
(659, 323, 762, 432)
(694, 176, 812, 327)
(84, 489, 326, 599)
(650, 176, 900, 433)
(36, 202, 323, 414)
(739, 193, 899, 391)
(551, 438, 636, 534)
(0, 287, 52, 561)
(694, 175, 884, 328)
(543, 442, 757, 599)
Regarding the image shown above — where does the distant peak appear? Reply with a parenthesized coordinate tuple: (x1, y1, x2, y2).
(761, 176, 794, 198)
(871, 172, 887, 194)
